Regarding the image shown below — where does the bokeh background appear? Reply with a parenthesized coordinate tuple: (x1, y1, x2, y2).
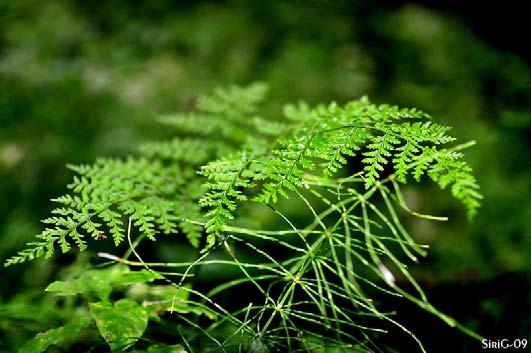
(1, 1, 529, 352)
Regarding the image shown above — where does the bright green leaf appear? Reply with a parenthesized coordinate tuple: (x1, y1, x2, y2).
(90, 299, 148, 350)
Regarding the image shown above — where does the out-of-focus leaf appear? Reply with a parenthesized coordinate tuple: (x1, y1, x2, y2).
(0, 291, 63, 323)
(45, 265, 161, 299)
(133, 284, 216, 319)
(89, 299, 148, 350)
(18, 318, 91, 353)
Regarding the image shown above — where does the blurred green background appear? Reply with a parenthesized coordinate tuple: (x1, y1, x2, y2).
(1, 0, 529, 351)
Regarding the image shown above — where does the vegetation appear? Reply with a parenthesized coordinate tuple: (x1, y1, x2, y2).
(6, 84, 483, 352)
(1, 1, 529, 352)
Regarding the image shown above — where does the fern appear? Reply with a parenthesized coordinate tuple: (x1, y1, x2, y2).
(6, 158, 185, 265)
(199, 96, 481, 245)
(362, 131, 401, 187)
(6, 83, 272, 265)
(8, 83, 484, 353)
(157, 82, 269, 148)
(198, 151, 259, 248)
(138, 137, 215, 165)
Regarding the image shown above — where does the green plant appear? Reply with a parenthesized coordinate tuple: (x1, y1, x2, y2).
(7, 83, 482, 352)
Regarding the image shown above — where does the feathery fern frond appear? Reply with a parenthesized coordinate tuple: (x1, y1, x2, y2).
(138, 137, 222, 165)
(8, 83, 484, 353)
(362, 131, 401, 187)
(428, 152, 482, 219)
(157, 83, 269, 147)
(197, 82, 268, 119)
(198, 95, 481, 246)
(5, 158, 188, 265)
(198, 150, 267, 249)
(6, 83, 278, 265)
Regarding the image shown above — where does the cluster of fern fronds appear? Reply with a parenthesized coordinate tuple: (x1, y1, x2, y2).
(7, 83, 482, 352)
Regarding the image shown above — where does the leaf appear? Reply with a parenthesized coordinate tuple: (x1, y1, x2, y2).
(199, 151, 260, 247)
(46, 265, 161, 300)
(132, 284, 217, 319)
(362, 133, 401, 187)
(90, 299, 148, 350)
(19, 318, 91, 353)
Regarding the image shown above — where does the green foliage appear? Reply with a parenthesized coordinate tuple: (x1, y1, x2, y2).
(5, 157, 194, 265)
(45, 264, 161, 300)
(90, 299, 148, 350)
(19, 263, 210, 351)
(157, 82, 269, 149)
(19, 318, 92, 353)
(7, 84, 483, 352)
(200, 96, 481, 245)
(199, 151, 259, 248)
(2, 2, 530, 351)
(5, 83, 272, 265)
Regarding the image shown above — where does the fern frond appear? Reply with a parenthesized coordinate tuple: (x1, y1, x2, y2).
(198, 151, 265, 249)
(8, 85, 481, 268)
(7, 83, 485, 352)
(198, 82, 267, 118)
(157, 83, 269, 147)
(252, 116, 291, 136)
(428, 153, 482, 219)
(6, 157, 193, 264)
(254, 135, 316, 204)
(7, 84, 278, 265)
(138, 138, 220, 164)
(362, 132, 401, 187)
(198, 95, 482, 246)
(158, 112, 250, 146)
